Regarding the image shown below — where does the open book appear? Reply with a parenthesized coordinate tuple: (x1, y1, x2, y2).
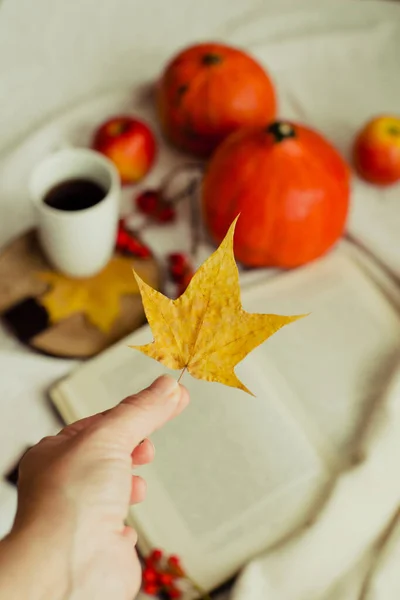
(50, 242, 400, 594)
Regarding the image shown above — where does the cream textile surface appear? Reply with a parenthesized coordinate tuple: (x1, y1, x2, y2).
(0, 2, 400, 599)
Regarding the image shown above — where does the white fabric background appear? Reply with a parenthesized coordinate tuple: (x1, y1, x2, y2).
(1, 1, 400, 599)
(0, 0, 375, 155)
(0, 0, 319, 154)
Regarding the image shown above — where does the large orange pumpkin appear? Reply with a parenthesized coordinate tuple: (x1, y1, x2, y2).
(157, 42, 276, 158)
(202, 121, 350, 268)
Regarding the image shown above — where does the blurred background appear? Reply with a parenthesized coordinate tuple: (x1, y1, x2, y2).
(1, 1, 400, 599)
(0, 0, 384, 155)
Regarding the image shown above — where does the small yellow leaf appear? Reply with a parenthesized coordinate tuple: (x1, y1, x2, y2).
(38, 257, 143, 333)
(131, 216, 306, 395)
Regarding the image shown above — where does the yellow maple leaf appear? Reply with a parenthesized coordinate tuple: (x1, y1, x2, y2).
(131, 217, 306, 395)
(38, 257, 143, 333)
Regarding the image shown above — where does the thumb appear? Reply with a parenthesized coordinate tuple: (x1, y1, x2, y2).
(99, 375, 188, 449)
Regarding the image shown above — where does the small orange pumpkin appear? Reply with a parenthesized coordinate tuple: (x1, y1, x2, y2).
(157, 42, 276, 158)
(202, 121, 350, 268)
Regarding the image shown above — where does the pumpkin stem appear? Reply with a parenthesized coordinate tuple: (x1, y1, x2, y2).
(202, 53, 222, 66)
(267, 122, 296, 143)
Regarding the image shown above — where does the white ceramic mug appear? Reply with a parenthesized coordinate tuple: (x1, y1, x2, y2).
(30, 148, 120, 278)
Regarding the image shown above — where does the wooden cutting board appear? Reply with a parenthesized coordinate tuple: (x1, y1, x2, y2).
(0, 230, 160, 358)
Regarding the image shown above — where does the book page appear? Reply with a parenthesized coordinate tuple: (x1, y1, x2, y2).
(50, 245, 400, 591)
(242, 248, 400, 466)
(52, 342, 326, 591)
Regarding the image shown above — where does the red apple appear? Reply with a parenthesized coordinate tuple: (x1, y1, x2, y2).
(353, 115, 400, 186)
(93, 116, 156, 185)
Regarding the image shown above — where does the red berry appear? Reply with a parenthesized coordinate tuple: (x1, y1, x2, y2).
(167, 555, 185, 577)
(168, 555, 181, 567)
(126, 236, 151, 258)
(159, 572, 174, 586)
(156, 204, 176, 223)
(167, 587, 182, 599)
(169, 253, 186, 267)
(170, 263, 186, 283)
(168, 253, 191, 283)
(116, 228, 129, 250)
(150, 548, 163, 562)
(143, 582, 160, 595)
(143, 568, 157, 583)
(177, 271, 193, 296)
(136, 190, 159, 216)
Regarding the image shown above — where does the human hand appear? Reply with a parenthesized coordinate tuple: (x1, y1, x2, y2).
(0, 375, 189, 600)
